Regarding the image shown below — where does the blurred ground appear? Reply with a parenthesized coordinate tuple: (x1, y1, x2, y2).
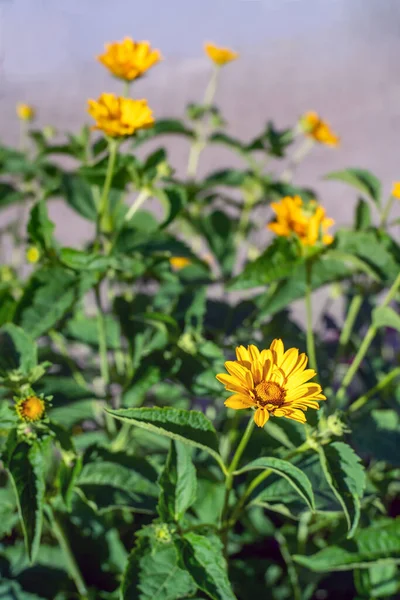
(0, 0, 399, 325)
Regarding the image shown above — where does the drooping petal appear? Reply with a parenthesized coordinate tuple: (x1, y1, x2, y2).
(283, 409, 307, 423)
(254, 407, 270, 428)
(225, 394, 255, 409)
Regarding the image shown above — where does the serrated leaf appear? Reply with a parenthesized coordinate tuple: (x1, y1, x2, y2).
(372, 306, 400, 333)
(158, 441, 197, 522)
(318, 442, 365, 537)
(105, 407, 224, 472)
(176, 532, 237, 600)
(122, 536, 196, 600)
(294, 518, 400, 571)
(237, 457, 315, 510)
(7, 440, 47, 562)
(325, 168, 381, 206)
(0, 323, 37, 376)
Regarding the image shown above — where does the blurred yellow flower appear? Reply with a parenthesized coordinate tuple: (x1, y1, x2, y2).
(26, 246, 40, 264)
(98, 38, 161, 81)
(300, 111, 339, 146)
(87, 93, 154, 137)
(217, 340, 326, 427)
(204, 42, 238, 66)
(16, 103, 35, 122)
(391, 182, 400, 199)
(16, 396, 46, 422)
(169, 256, 191, 270)
(268, 195, 334, 247)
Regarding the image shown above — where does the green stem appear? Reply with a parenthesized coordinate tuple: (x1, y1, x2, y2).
(305, 261, 317, 372)
(48, 507, 88, 599)
(336, 272, 400, 403)
(123, 80, 131, 97)
(337, 293, 363, 356)
(281, 138, 314, 183)
(380, 195, 395, 229)
(98, 139, 118, 235)
(95, 284, 109, 386)
(48, 330, 90, 392)
(124, 188, 151, 222)
(349, 366, 400, 414)
(276, 531, 301, 600)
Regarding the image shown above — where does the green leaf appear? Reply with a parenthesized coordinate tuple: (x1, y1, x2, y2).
(61, 173, 97, 221)
(0, 580, 47, 599)
(0, 182, 25, 208)
(0, 323, 37, 376)
(355, 198, 372, 230)
(294, 518, 400, 571)
(176, 532, 237, 600)
(122, 533, 196, 600)
(325, 168, 381, 206)
(14, 267, 97, 339)
(27, 200, 55, 250)
(7, 440, 47, 562)
(237, 457, 315, 511)
(59, 248, 112, 272)
(354, 563, 400, 598)
(203, 168, 248, 188)
(105, 407, 224, 471)
(372, 306, 400, 333)
(132, 118, 195, 147)
(64, 311, 121, 349)
(230, 237, 303, 291)
(158, 441, 197, 522)
(199, 210, 236, 276)
(59, 456, 82, 511)
(318, 442, 365, 538)
(158, 185, 187, 229)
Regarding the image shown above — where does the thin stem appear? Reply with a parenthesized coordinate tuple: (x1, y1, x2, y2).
(94, 284, 109, 386)
(305, 261, 317, 372)
(48, 330, 91, 392)
(123, 80, 131, 97)
(124, 188, 150, 222)
(98, 139, 118, 235)
(349, 366, 400, 414)
(276, 531, 302, 600)
(336, 272, 400, 403)
(380, 195, 395, 229)
(281, 138, 314, 183)
(48, 507, 88, 599)
(203, 66, 219, 106)
(337, 293, 363, 356)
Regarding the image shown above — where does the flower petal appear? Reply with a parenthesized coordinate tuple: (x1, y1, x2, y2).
(225, 394, 255, 409)
(254, 407, 270, 428)
(270, 338, 284, 365)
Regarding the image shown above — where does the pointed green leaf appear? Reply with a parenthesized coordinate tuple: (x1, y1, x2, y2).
(0, 323, 37, 376)
(372, 306, 400, 333)
(158, 441, 197, 522)
(27, 200, 55, 250)
(325, 168, 381, 206)
(318, 442, 365, 537)
(238, 457, 314, 510)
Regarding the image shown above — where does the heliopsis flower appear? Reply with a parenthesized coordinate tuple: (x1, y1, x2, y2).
(16, 103, 35, 122)
(26, 246, 40, 264)
(97, 38, 161, 81)
(391, 182, 400, 199)
(268, 195, 334, 247)
(169, 256, 191, 270)
(300, 111, 339, 146)
(15, 395, 46, 422)
(216, 340, 326, 427)
(204, 42, 238, 66)
(87, 93, 154, 137)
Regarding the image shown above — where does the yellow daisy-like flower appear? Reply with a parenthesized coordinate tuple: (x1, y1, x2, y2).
(97, 38, 162, 81)
(204, 42, 238, 66)
(16, 103, 35, 122)
(87, 93, 154, 137)
(169, 256, 191, 270)
(391, 182, 400, 199)
(26, 246, 40, 264)
(16, 396, 46, 422)
(268, 195, 334, 247)
(216, 340, 326, 427)
(300, 111, 339, 146)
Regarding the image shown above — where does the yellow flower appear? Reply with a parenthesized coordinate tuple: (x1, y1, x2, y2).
(169, 256, 191, 270)
(26, 246, 40, 264)
(87, 93, 154, 137)
(204, 42, 238, 66)
(97, 38, 161, 81)
(300, 111, 339, 146)
(216, 340, 326, 427)
(16, 396, 46, 422)
(16, 103, 35, 122)
(268, 195, 334, 247)
(391, 182, 400, 199)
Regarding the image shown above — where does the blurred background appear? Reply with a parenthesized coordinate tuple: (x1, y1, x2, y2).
(0, 0, 399, 254)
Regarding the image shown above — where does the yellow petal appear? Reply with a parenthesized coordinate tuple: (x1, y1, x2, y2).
(284, 409, 307, 423)
(285, 368, 317, 389)
(235, 345, 250, 362)
(224, 394, 255, 409)
(254, 407, 270, 428)
(270, 338, 284, 365)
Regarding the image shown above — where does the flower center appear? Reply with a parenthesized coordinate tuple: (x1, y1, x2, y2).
(255, 381, 285, 408)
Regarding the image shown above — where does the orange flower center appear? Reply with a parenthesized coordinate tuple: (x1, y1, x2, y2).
(255, 381, 285, 408)
(18, 396, 45, 421)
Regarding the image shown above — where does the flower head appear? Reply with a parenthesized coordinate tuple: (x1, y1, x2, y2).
(26, 246, 40, 264)
(300, 111, 339, 146)
(169, 256, 191, 270)
(392, 182, 400, 199)
(98, 38, 161, 81)
(16, 395, 46, 422)
(216, 340, 326, 427)
(16, 103, 35, 122)
(204, 42, 238, 66)
(268, 195, 334, 247)
(87, 93, 154, 137)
